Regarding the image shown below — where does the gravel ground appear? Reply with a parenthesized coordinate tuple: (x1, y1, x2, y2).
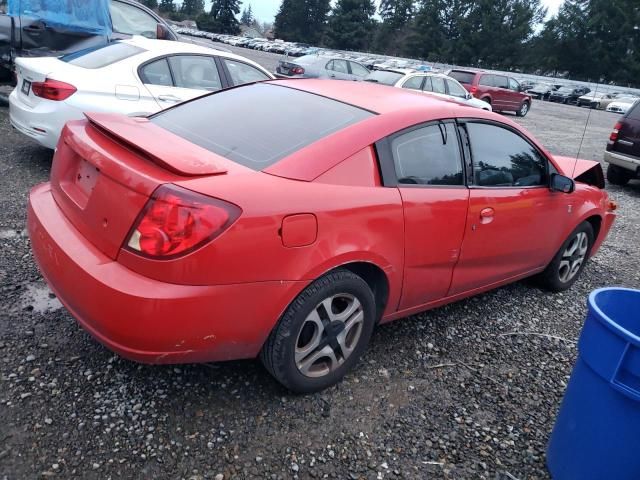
(1, 47, 639, 480)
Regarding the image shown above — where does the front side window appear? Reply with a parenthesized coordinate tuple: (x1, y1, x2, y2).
(466, 123, 548, 187)
(445, 79, 467, 98)
(391, 123, 464, 186)
(223, 59, 270, 86)
(110, 1, 159, 38)
(168, 56, 222, 91)
(140, 58, 172, 86)
(402, 76, 424, 91)
(508, 78, 520, 91)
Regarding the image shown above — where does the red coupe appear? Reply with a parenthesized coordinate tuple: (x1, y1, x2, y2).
(28, 80, 616, 393)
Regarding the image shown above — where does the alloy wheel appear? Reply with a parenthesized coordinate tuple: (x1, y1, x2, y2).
(295, 293, 364, 378)
(520, 102, 529, 115)
(558, 232, 589, 283)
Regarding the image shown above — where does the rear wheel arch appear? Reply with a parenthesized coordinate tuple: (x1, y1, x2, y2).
(338, 262, 389, 322)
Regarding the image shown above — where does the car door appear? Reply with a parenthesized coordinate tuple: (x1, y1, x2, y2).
(377, 121, 470, 309)
(507, 77, 523, 110)
(219, 58, 271, 86)
(324, 59, 351, 80)
(140, 55, 225, 107)
(448, 121, 569, 295)
(445, 78, 470, 105)
(492, 75, 511, 110)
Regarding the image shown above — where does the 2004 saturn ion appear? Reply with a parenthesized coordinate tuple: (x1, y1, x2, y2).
(28, 80, 616, 393)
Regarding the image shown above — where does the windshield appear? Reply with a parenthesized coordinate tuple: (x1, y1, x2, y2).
(61, 42, 145, 69)
(365, 70, 404, 86)
(151, 84, 374, 170)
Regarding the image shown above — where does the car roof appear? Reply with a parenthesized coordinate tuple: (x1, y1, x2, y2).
(122, 36, 258, 64)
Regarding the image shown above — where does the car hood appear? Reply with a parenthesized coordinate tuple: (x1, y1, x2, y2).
(553, 156, 600, 179)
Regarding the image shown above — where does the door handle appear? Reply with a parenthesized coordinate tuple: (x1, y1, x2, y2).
(158, 94, 182, 103)
(480, 207, 495, 224)
(330, 74, 336, 78)
(24, 23, 45, 32)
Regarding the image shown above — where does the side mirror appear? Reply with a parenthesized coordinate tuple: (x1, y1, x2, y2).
(156, 23, 171, 40)
(550, 173, 575, 193)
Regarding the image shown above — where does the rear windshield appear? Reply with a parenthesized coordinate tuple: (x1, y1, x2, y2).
(151, 83, 374, 170)
(61, 42, 145, 69)
(448, 71, 475, 84)
(364, 70, 403, 86)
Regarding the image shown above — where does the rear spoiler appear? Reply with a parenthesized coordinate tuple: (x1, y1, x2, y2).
(84, 112, 228, 177)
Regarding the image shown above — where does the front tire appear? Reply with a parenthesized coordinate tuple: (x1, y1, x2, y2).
(606, 164, 632, 186)
(260, 269, 376, 393)
(516, 101, 530, 117)
(537, 222, 594, 292)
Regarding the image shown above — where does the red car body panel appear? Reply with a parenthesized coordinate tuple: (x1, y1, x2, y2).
(27, 80, 616, 364)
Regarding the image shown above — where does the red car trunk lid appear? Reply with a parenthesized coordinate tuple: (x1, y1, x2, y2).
(49, 115, 231, 260)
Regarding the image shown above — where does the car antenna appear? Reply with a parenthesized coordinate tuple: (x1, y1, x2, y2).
(573, 81, 598, 178)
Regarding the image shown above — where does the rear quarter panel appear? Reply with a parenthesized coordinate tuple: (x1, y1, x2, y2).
(117, 170, 406, 315)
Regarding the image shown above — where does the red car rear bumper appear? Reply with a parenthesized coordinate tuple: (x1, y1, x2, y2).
(27, 183, 305, 364)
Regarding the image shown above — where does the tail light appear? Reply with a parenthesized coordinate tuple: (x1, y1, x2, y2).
(32, 78, 77, 101)
(470, 85, 478, 96)
(291, 66, 305, 75)
(125, 184, 241, 259)
(609, 122, 622, 142)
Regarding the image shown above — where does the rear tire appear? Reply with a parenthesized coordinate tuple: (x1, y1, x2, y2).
(606, 164, 632, 186)
(516, 101, 530, 117)
(260, 269, 376, 393)
(536, 222, 594, 292)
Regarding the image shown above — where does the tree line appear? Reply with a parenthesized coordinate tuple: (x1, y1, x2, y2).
(137, 0, 639, 87)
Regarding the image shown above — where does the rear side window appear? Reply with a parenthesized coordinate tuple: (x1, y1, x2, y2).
(448, 71, 475, 84)
(151, 83, 374, 170)
(479, 74, 494, 87)
(61, 42, 145, 69)
(431, 76, 446, 94)
(391, 123, 463, 186)
(494, 76, 509, 89)
(466, 123, 547, 187)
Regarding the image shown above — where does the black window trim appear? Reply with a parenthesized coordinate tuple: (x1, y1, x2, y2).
(137, 53, 230, 90)
(374, 119, 468, 189)
(456, 118, 553, 190)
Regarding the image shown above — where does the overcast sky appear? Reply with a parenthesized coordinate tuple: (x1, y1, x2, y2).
(204, 0, 566, 23)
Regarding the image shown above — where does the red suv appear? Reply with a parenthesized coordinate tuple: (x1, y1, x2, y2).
(448, 69, 532, 117)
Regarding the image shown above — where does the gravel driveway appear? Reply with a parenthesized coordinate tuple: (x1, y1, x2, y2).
(1, 48, 639, 479)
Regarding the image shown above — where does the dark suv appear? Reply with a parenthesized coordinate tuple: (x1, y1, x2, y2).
(448, 69, 532, 116)
(604, 100, 640, 185)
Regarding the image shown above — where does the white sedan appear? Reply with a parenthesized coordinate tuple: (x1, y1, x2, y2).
(365, 68, 492, 111)
(10, 37, 274, 149)
(606, 97, 639, 115)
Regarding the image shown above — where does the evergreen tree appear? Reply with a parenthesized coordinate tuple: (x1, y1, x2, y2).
(274, 0, 330, 44)
(206, 0, 241, 34)
(158, 0, 176, 13)
(376, 0, 414, 54)
(326, 0, 376, 51)
(240, 4, 254, 25)
(181, 0, 204, 17)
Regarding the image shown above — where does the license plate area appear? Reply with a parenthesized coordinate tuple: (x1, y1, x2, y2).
(21, 79, 31, 96)
(59, 156, 100, 210)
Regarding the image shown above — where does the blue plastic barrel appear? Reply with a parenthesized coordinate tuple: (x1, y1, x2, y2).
(547, 287, 640, 480)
